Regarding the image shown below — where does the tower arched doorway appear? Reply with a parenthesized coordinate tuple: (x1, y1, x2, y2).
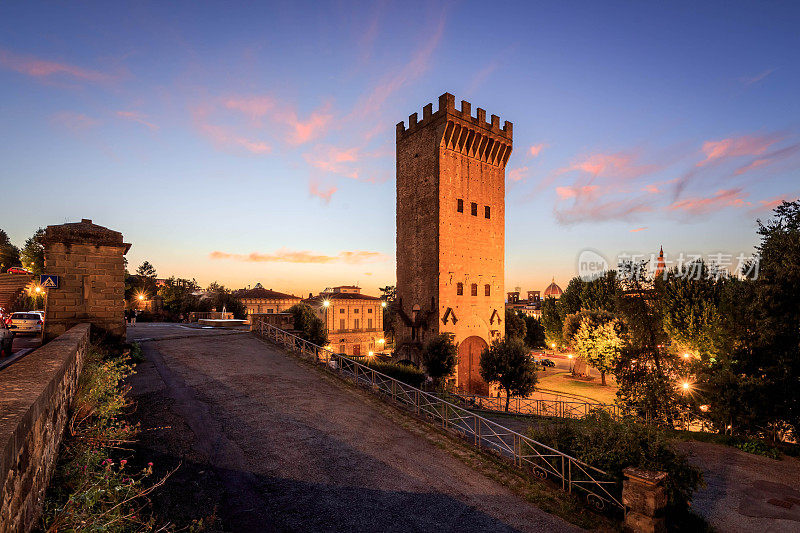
(457, 336, 489, 395)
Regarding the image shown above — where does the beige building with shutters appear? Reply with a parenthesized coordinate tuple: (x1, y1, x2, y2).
(304, 286, 385, 357)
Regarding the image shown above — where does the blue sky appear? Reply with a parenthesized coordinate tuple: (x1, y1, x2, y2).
(1, 1, 798, 296)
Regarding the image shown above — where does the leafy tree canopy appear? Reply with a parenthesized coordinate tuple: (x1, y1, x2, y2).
(479, 336, 538, 411)
(421, 333, 458, 389)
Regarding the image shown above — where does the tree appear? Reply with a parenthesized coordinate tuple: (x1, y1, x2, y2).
(286, 303, 328, 346)
(20, 228, 45, 275)
(557, 277, 584, 322)
(572, 313, 626, 385)
(0, 229, 21, 273)
(205, 283, 247, 320)
(614, 260, 676, 426)
(379, 285, 396, 344)
(581, 270, 619, 313)
(660, 261, 724, 361)
(541, 296, 563, 348)
(479, 337, 538, 411)
(135, 261, 158, 296)
(504, 308, 526, 341)
(421, 334, 458, 389)
(523, 316, 546, 349)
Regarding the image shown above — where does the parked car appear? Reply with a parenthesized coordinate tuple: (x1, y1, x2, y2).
(7, 312, 43, 335)
(6, 267, 32, 275)
(539, 358, 556, 368)
(0, 320, 14, 357)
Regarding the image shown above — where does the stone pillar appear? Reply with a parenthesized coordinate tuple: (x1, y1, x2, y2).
(40, 219, 131, 342)
(622, 467, 668, 533)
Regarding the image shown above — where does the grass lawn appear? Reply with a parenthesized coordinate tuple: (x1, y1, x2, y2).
(536, 370, 619, 404)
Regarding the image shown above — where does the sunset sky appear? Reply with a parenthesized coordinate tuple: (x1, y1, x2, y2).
(2, 1, 798, 296)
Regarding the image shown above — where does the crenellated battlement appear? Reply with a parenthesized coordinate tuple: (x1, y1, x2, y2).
(396, 92, 513, 141)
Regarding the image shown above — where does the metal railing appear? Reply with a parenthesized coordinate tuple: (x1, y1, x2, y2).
(253, 319, 624, 513)
(451, 393, 620, 420)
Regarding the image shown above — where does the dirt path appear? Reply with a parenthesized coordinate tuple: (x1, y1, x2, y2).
(676, 440, 800, 532)
(127, 326, 582, 532)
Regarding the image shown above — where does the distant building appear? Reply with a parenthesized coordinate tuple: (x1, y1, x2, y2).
(506, 289, 542, 319)
(654, 246, 666, 279)
(543, 278, 563, 299)
(305, 286, 385, 357)
(237, 287, 301, 316)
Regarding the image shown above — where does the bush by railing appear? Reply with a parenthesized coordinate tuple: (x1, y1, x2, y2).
(252, 318, 625, 514)
(349, 357, 426, 388)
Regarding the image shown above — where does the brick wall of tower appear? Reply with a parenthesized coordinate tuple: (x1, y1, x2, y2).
(396, 93, 511, 364)
(395, 105, 445, 355)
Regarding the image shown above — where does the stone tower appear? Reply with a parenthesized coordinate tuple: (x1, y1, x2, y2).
(40, 219, 130, 342)
(395, 93, 512, 394)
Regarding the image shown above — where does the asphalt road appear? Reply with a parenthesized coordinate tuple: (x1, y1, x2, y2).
(126, 324, 582, 532)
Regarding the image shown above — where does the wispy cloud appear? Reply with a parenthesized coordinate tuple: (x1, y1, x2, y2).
(304, 145, 361, 180)
(309, 180, 337, 203)
(209, 248, 389, 264)
(224, 96, 276, 119)
(116, 110, 159, 131)
(751, 194, 798, 213)
(741, 68, 776, 86)
(529, 144, 546, 157)
(508, 166, 529, 182)
(0, 48, 115, 83)
(667, 188, 750, 215)
(50, 111, 100, 132)
(276, 104, 334, 145)
(554, 185, 652, 225)
(697, 134, 781, 166)
(198, 123, 270, 153)
(351, 8, 446, 121)
(630, 227, 648, 233)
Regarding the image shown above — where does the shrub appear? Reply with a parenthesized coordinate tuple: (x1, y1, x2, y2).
(735, 439, 781, 459)
(528, 411, 703, 525)
(362, 359, 425, 388)
(41, 346, 168, 531)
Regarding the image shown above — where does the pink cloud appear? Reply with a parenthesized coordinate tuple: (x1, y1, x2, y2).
(558, 152, 657, 181)
(643, 184, 660, 193)
(209, 247, 388, 264)
(305, 146, 361, 180)
(351, 10, 446, 122)
(50, 111, 100, 132)
(116, 110, 158, 131)
(697, 134, 781, 166)
(224, 96, 276, 119)
(0, 48, 114, 83)
(277, 105, 334, 145)
(199, 123, 270, 154)
(309, 180, 338, 204)
(554, 185, 652, 224)
(741, 68, 775, 86)
(529, 144, 545, 157)
(667, 188, 750, 214)
(508, 166, 529, 182)
(751, 194, 798, 213)
(630, 227, 648, 233)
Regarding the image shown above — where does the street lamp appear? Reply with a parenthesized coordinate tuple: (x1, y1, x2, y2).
(567, 353, 573, 372)
(34, 286, 42, 294)
(381, 301, 387, 308)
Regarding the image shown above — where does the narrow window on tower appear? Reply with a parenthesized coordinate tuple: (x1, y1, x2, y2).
(485, 284, 490, 296)
(471, 283, 478, 296)
(471, 202, 478, 216)
(457, 199, 463, 213)
(339, 318, 345, 330)
(485, 206, 491, 219)
(457, 282, 463, 295)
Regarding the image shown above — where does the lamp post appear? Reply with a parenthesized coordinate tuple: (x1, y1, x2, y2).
(323, 299, 330, 342)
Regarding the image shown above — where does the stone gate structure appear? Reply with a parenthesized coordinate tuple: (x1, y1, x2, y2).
(395, 93, 512, 393)
(40, 219, 130, 342)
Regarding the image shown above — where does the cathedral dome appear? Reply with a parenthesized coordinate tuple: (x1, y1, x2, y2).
(544, 278, 563, 298)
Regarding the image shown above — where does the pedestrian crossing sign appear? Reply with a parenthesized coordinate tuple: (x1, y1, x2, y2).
(40, 275, 59, 289)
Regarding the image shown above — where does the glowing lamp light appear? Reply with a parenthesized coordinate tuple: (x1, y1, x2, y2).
(699, 405, 710, 412)
(551, 343, 556, 349)
(682, 381, 691, 391)
(34, 286, 42, 294)
(368, 351, 374, 357)
(381, 301, 387, 308)
(682, 353, 690, 360)
(322, 300, 330, 308)
(138, 294, 145, 301)
(378, 338, 385, 344)
(567, 354, 573, 360)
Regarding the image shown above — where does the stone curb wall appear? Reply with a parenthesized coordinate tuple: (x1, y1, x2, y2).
(0, 324, 91, 532)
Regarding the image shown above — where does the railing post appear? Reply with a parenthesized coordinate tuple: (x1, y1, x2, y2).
(561, 455, 566, 490)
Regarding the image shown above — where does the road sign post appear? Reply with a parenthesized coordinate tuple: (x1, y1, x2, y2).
(40, 275, 59, 289)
